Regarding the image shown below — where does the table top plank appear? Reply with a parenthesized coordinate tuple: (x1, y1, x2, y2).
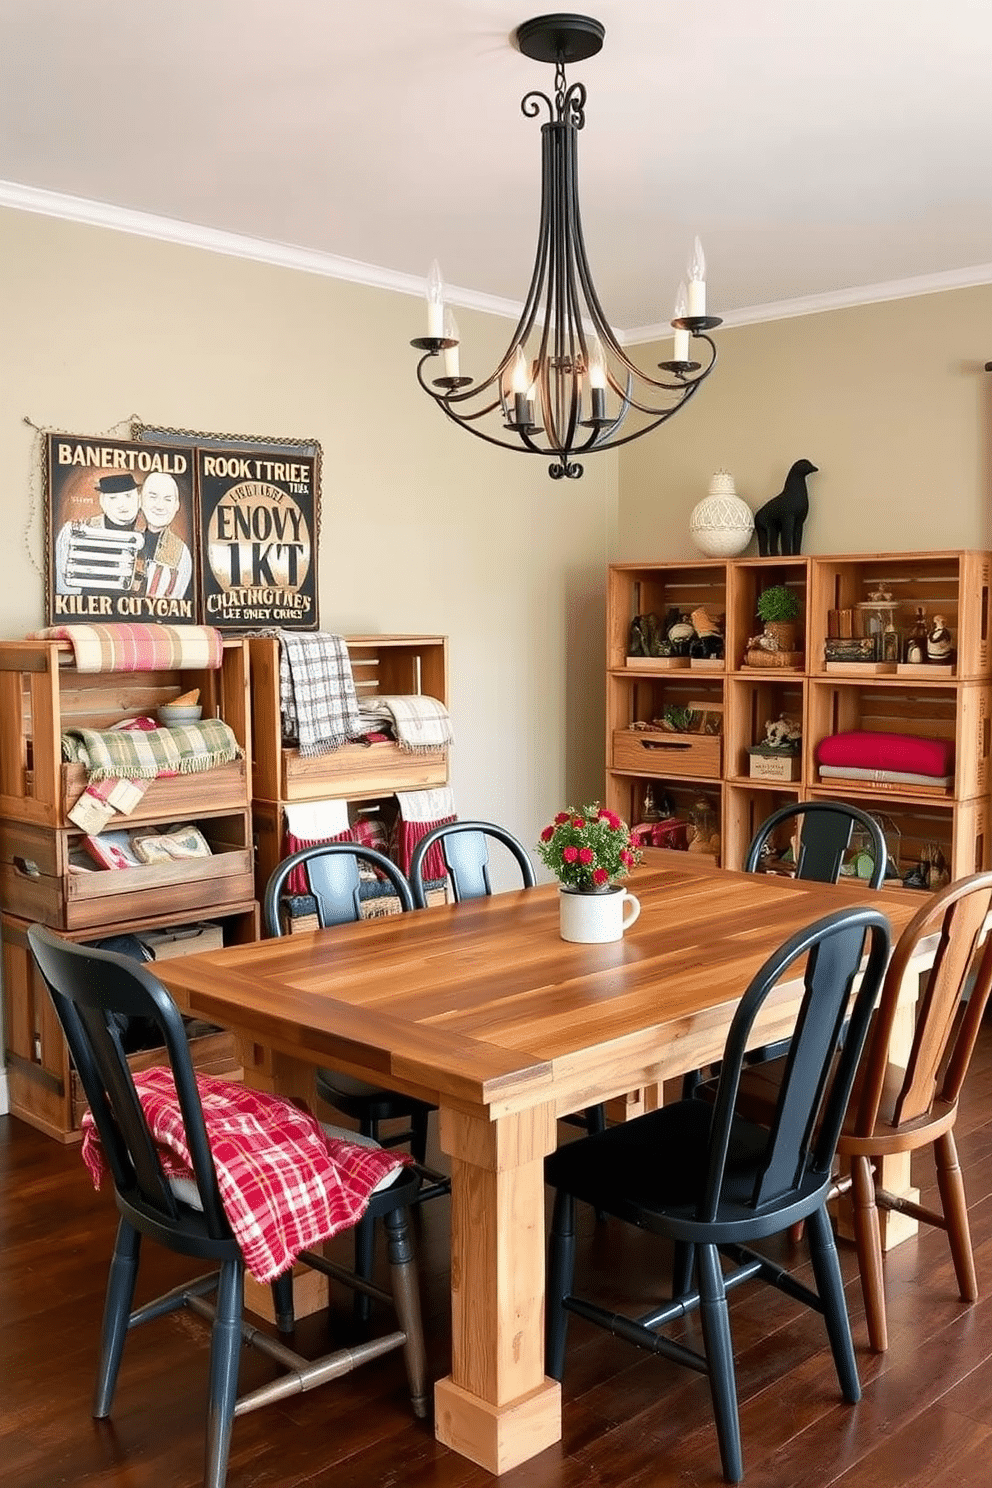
(156, 861, 922, 1114)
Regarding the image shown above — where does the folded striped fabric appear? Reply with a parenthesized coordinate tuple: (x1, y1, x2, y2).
(36, 623, 224, 673)
(359, 695, 453, 754)
(62, 717, 243, 780)
(80, 1066, 410, 1283)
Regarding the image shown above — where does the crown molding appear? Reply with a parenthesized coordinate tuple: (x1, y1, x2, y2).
(5, 179, 992, 340)
(0, 179, 522, 321)
(626, 262, 992, 345)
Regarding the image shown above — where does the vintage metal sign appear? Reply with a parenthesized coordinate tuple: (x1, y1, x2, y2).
(197, 446, 318, 630)
(47, 434, 198, 623)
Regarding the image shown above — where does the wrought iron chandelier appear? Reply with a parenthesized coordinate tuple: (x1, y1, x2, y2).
(410, 13, 721, 480)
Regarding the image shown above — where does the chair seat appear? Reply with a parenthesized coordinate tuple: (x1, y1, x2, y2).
(546, 1099, 829, 1242)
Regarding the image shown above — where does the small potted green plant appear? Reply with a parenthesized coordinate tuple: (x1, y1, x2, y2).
(756, 584, 802, 654)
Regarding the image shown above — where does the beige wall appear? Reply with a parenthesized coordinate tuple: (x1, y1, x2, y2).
(619, 286, 992, 558)
(0, 207, 616, 854)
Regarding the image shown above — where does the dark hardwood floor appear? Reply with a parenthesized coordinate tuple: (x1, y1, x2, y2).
(5, 1032, 992, 1488)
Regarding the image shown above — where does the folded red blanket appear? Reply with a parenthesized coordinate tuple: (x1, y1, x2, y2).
(816, 731, 954, 777)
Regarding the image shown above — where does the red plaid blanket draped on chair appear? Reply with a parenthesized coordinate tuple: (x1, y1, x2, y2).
(81, 1067, 410, 1282)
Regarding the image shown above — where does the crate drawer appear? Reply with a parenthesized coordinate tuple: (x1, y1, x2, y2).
(50, 759, 249, 822)
(611, 728, 722, 779)
(0, 815, 254, 932)
(279, 740, 448, 802)
(1, 851, 255, 932)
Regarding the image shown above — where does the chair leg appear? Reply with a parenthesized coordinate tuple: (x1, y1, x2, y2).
(353, 1215, 376, 1324)
(204, 1260, 244, 1488)
(697, 1242, 743, 1484)
(850, 1153, 888, 1352)
(806, 1204, 861, 1401)
(383, 1205, 429, 1419)
(935, 1129, 978, 1302)
(410, 1107, 430, 1165)
(672, 1241, 696, 1299)
(270, 1271, 295, 1334)
(546, 1191, 576, 1382)
(93, 1219, 141, 1418)
(584, 1103, 606, 1135)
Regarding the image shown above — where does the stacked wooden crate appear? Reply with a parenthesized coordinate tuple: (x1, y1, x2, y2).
(0, 636, 258, 1140)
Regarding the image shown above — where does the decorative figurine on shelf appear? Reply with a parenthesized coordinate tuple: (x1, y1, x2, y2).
(926, 614, 954, 666)
(665, 611, 696, 656)
(686, 795, 720, 857)
(688, 606, 725, 660)
(882, 621, 901, 664)
(905, 606, 928, 664)
(639, 784, 674, 823)
(628, 612, 674, 657)
(753, 458, 818, 556)
(763, 714, 802, 752)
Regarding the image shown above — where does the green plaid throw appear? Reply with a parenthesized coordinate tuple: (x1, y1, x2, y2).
(62, 718, 243, 780)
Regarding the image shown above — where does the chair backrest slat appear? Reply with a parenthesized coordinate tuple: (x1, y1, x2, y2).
(27, 925, 232, 1240)
(852, 872, 992, 1138)
(745, 801, 887, 890)
(408, 820, 535, 908)
(704, 908, 890, 1221)
(264, 843, 414, 937)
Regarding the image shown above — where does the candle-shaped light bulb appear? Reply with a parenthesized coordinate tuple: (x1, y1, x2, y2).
(672, 283, 690, 362)
(509, 346, 532, 425)
(426, 259, 445, 340)
(686, 237, 706, 317)
(587, 336, 607, 420)
(442, 309, 460, 379)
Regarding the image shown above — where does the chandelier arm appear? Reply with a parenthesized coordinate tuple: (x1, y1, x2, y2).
(585, 378, 709, 452)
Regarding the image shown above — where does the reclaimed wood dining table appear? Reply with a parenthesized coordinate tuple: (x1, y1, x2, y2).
(154, 858, 923, 1474)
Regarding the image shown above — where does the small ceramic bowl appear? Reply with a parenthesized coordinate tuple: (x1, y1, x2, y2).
(157, 704, 203, 726)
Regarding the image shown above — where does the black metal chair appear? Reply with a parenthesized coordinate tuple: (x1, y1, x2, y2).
(264, 842, 450, 1315)
(545, 905, 891, 1484)
(27, 924, 429, 1488)
(682, 800, 888, 1099)
(744, 799, 888, 888)
(410, 820, 606, 1138)
(408, 819, 537, 907)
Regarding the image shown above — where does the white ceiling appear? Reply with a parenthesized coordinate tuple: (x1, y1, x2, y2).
(3, 0, 992, 336)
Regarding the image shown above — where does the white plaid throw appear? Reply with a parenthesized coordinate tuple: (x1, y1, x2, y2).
(358, 695, 453, 754)
(277, 631, 363, 757)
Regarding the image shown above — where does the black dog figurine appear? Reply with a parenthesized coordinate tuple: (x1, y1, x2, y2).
(754, 459, 818, 556)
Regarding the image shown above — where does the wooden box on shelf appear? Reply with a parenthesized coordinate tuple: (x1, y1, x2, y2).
(0, 810, 254, 932)
(725, 557, 809, 672)
(248, 634, 449, 804)
(805, 678, 990, 802)
(612, 728, 722, 780)
(0, 636, 251, 829)
(808, 551, 992, 679)
(748, 747, 801, 782)
(607, 562, 728, 671)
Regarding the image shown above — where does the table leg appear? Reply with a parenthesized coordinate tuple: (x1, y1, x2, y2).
(434, 1103, 561, 1474)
